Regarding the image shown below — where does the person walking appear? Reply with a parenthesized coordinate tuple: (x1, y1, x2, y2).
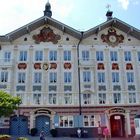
(77, 128, 81, 138)
(98, 125, 102, 140)
(40, 131, 45, 140)
(103, 126, 109, 140)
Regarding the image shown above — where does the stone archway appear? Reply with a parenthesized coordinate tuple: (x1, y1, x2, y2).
(105, 107, 131, 138)
(29, 108, 56, 135)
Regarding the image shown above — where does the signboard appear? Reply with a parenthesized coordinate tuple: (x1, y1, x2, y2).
(108, 108, 125, 114)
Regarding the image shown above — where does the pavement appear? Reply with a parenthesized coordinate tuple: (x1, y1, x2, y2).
(10, 135, 137, 140)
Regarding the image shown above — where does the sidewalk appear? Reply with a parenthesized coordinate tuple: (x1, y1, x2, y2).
(11, 135, 136, 140)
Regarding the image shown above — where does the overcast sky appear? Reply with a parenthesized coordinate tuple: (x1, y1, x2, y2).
(0, 0, 140, 35)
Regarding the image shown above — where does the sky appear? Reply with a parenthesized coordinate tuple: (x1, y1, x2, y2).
(0, 0, 140, 35)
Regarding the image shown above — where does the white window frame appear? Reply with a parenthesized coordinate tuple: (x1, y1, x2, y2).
(64, 50, 71, 61)
(82, 50, 89, 61)
(64, 72, 72, 83)
(35, 50, 43, 61)
(128, 92, 136, 103)
(98, 93, 106, 104)
(96, 51, 104, 61)
(49, 50, 57, 61)
(83, 115, 95, 127)
(18, 72, 26, 83)
(4, 51, 11, 62)
(83, 71, 91, 82)
(34, 72, 42, 83)
(1, 71, 8, 82)
(19, 51, 27, 61)
(59, 116, 74, 128)
(113, 93, 121, 104)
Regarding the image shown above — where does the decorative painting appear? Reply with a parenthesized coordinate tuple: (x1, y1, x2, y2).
(32, 27, 61, 44)
(101, 27, 124, 47)
(64, 63, 72, 69)
(18, 63, 27, 70)
(34, 63, 41, 69)
(50, 63, 57, 69)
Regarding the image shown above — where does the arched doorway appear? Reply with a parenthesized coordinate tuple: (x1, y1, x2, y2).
(35, 115, 50, 135)
(110, 114, 125, 137)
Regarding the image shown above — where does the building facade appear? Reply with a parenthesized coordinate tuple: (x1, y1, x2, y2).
(0, 2, 140, 137)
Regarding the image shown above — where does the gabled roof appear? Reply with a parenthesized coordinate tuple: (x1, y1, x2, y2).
(0, 16, 81, 42)
(0, 16, 140, 42)
(83, 17, 140, 40)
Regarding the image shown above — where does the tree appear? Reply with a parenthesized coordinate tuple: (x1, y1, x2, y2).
(0, 90, 21, 117)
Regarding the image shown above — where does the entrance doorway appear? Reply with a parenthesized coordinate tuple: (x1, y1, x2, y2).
(10, 115, 28, 135)
(110, 114, 125, 137)
(35, 115, 50, 136)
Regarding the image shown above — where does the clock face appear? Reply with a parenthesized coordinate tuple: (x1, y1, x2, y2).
(109, 35, 117, 43)
(43, 63, 49, 70)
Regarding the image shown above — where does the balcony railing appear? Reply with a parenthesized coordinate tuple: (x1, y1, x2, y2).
(0, 59, 14, 67)
(79, 59, 95, 67)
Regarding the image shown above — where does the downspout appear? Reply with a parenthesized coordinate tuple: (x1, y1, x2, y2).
(77, 31, 84, 116)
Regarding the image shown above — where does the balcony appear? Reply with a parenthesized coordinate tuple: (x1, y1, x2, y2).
(79, 59, 95, 67)
(0, 59, 14, 67)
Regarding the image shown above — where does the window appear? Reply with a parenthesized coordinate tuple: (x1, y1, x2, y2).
(34, 73, 42, 83)
(64, 93, 72, 104)
(83, 115, 94, 127)
(135, 119, 140, 128)
(124, 51, 131, 61)
(59, 116, 73, 127)
(98, 72, 105, 83)
(98, 93, 106, 104)
(83, 93, 91, 104)
(64, 72, 71, 83)
(1, 71, 8, 82)
(137, 52, 140, 61)
(83, 71, 91, 82)
(113, 93, 121, 104)
(4, 51, 11, 62)
(127, 72, 134, 83)
(49, 51, 57, 61)
(129, 93, 136, 103)
(19, 51, 27, 61)
(49, 72, 57, 83)
(110, 51, 118, 61)
(18, 72, 25, 83)
(64, 50, 71, 61)
(82, 50, 89, 61)
(112, 72, 119, 83)
(35, 51, 43, 61)
(33, 93, 41, 104)
(49, 93, 57, 104)
(96, 51, 104, 61)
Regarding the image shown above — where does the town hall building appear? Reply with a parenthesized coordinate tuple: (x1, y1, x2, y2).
(0, 1, 140, 138)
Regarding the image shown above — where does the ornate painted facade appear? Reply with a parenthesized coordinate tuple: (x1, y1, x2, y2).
(0, 2, 140, 138)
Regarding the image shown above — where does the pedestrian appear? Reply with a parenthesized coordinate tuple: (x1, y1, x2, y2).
(40, 131, 45, 140)
(77, 128, 81, 138)
(98, 125, 102, 140)
(103, 126, 109, 140)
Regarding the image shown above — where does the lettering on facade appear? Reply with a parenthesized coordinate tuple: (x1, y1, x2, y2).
(108, 108, 125, 114)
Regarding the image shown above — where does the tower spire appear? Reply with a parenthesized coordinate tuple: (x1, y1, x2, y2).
(44, 0, 52, 17)
(106, 4, 113, 21)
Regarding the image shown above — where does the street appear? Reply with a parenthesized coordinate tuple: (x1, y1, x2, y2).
(11, 136, 137, 140)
